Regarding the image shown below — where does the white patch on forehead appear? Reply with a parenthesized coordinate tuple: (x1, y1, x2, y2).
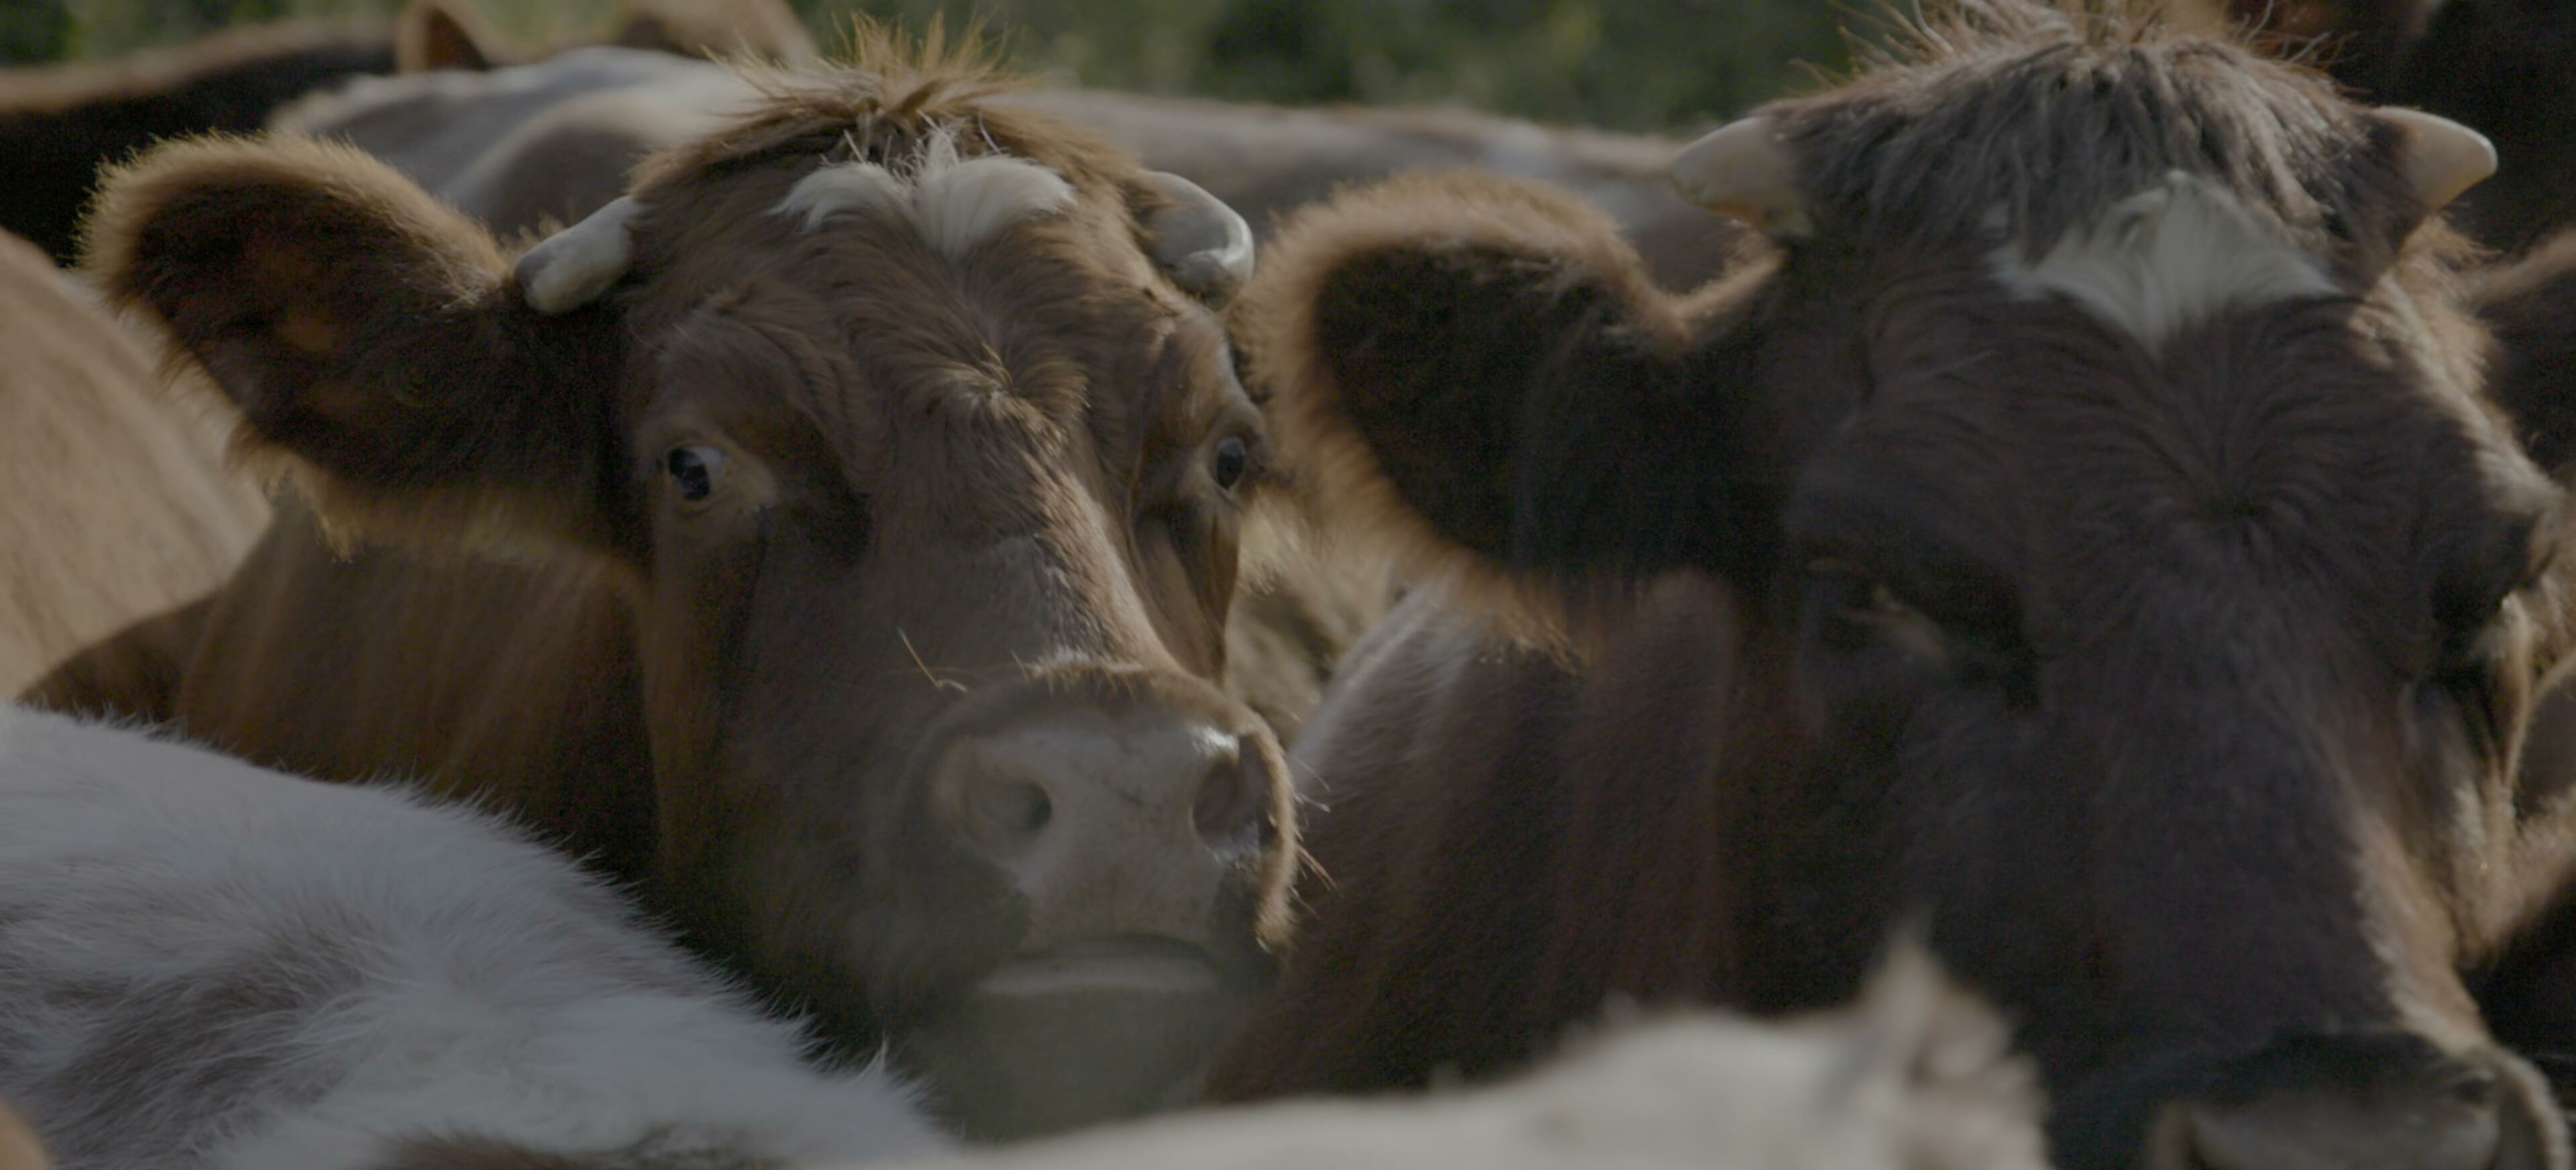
(1989, 171, 2337, 350)
(774, 125, 1077, 256)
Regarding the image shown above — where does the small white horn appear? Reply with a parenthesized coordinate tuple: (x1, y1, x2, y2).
(1140, 172, 1255, 304)
(515, 195, 644, 315)
(1668, 115, 1810, 235)
(2378, 107, 2497, 211)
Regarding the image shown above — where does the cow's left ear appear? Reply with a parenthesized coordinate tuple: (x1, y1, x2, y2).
(87, 134, 632, 557)
(1240, 170, 1738, 600)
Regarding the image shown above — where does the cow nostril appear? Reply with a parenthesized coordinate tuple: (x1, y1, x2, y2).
(1192, 735, 1262, 845)
(964, 774, 1052, 844)
(2183, 1084, 2507, 1170)
(2445, 1067, 2500, 1110)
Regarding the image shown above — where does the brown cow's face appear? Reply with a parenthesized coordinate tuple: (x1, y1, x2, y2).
(1242, 19, 2576, 1168)
(610, 138, 1292, 1134)
(91, 74, 1295, 1138)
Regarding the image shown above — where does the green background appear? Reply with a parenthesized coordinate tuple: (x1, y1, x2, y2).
(7, 0, 1862, 131)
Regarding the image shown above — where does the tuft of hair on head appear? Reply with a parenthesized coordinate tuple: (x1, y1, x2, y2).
(737, 12, 1024, 127)
(1847, 0, 2223, 71)
(630, 13, 1104, 203)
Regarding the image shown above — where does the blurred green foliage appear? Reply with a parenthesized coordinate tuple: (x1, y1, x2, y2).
(845, 0, 1857, 127)
(17, 0, 1861, 130)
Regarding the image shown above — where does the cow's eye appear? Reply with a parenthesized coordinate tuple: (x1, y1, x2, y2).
(1212, 435, 1250, 492)
(666, 445, 724, 503)
(1807, 560, 1929, 643)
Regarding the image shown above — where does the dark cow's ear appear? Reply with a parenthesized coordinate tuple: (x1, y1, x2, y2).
(87, 134, 629, 557)
(1242, 172, 1715, 593)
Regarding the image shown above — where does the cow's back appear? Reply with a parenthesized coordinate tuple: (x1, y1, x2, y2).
(0, 230, 267, 698)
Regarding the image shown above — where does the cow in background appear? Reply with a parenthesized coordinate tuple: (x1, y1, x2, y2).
(0, 0, 816, 267)
(0, 227, 265, 700)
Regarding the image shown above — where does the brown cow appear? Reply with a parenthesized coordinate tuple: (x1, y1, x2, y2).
(2220, 0, 2576, 254)
(0, 227, 267, 699)
(54, 34, 1295, 1142)
(1201, 3, 2576, 1169)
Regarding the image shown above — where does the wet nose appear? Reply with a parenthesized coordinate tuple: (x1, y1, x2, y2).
(926, 680, 1283, 942)
(2158, 1042, 2559, 1170)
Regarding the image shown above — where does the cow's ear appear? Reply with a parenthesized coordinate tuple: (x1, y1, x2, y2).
(87, 135, 631, 557)
(1242, 172, 1729, 598)
(396, 0, 515, 72)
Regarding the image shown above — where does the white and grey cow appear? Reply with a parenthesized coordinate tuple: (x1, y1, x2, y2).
(0, 704, 947, 1170)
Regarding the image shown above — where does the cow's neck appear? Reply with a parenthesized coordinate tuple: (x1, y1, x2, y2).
(178, 500, 660, 878)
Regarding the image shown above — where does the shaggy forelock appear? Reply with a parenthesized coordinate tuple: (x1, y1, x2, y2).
(1771, 0, 2404, 264)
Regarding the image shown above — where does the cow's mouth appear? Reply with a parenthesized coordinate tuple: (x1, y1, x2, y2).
(896, 934, 1256, 1142)
(973, 935, 1224, 997)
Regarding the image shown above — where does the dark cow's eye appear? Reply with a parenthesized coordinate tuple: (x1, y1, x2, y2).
(1807, 560, 1927, 645)
(665, 445, 723, 503)
(1212, 435, 1250, 492)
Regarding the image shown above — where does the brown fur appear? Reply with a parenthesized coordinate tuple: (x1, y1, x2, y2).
(270, 44, 1416, 739)
(1208, 5, 2576, 1169)
(0, 228, 266, 698)
(56, 33, 1296, 1134)
(0, 1101, 46, 1170)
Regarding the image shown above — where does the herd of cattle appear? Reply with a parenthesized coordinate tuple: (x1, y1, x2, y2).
(3, 0, 2576, 1166)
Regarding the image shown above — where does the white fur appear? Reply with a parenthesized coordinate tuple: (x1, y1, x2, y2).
(881, 948, 2046, 1170)
(777, 127, 1076, 256)
(0, 705, 947, 1170)
(1991, 170, 2337, 349)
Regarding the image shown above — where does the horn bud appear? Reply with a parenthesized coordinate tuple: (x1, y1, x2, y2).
(1140, 172, 1255, 304)
(2377, 107, 2497, 212)
(1669, 115, 1811, 235)
(515, 195, 644, 315)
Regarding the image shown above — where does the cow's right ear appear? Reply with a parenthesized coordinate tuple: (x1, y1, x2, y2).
(1241, 172, 1734, 602)
(87, 135, 631, 556)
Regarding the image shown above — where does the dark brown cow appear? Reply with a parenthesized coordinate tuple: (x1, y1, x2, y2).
(0, 0, 817, 268)
(2221, 0, 2576, 254)
(0, 21, 400, 267)
(1202, 5, 2576, 1169)
(54, 34, 1295, 1142)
